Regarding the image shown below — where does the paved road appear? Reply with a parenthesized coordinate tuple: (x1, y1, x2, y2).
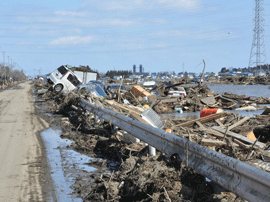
(0, 82, 49, 201)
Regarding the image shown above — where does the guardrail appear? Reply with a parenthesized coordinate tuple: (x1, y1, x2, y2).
(80, 99, 270, 202)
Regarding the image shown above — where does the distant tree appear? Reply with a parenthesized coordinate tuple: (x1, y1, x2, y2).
(105, 70, 133, 78)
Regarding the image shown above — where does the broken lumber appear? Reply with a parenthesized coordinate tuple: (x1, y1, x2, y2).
(130, 85, 152, 98)
(212, 126, 265, 148)
(228, 116, 250, 131)
(215, 119, 225, 127)
(201, 139, 226, 147)
(234, 139, 253, 149)
(195, 121, 205, 129)
(175, 112, 228, 128)
(159, 97, 179, 103)
(106, 100, 141, 116)
(199, 128, 224, 138)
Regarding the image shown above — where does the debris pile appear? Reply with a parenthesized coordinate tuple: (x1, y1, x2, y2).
(33, 78, 270, 201)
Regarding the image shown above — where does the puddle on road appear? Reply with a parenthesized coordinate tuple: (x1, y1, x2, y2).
(41, 128, 97, 202)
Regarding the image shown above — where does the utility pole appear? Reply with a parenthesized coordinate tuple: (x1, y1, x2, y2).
(248, 0, 268, 75)
(8, 56, 9, 67)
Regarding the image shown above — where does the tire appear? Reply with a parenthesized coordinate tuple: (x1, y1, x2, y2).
(54, 84, 63, 92)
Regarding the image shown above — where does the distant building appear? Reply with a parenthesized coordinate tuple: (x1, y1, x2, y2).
(139, 65, 144, 73)
(133, 65, 136, 74)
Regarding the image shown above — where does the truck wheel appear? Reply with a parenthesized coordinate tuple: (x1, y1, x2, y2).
(54, 84, 63, 92)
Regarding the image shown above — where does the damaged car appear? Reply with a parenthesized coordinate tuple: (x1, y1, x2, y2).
(47, 65, 82, 93)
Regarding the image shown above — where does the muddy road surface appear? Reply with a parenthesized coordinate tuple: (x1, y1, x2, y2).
(0, 82, 53, 201)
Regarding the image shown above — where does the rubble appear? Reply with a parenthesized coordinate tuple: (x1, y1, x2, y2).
(32, 78, 270, 202)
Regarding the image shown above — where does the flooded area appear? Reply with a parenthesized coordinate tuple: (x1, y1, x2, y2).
(161, 107, 266, 119)
(206, 83, 270, 97)
(161, 84, 270, 120)
(41, 128, 97, 202)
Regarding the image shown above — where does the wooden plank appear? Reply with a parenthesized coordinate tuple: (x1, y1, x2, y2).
(159, 98, 179, 103)
(228, 116, 250, 131)
(175, 112, 228, 128)
(215, 119, 225, 127)
(200, 128, 224, 138)
(201, 139, 226, 147)
(234, 139, 253, 149)
(195, 121, 205, 129)
(105, 100, 141, 116)
(212, 126, 265, 148)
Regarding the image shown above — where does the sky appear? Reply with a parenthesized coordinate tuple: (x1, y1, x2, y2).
(0, 0, 270, 77)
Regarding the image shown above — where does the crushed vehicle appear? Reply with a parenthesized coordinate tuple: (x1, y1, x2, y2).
(78, 82, 107, 98)
(47, 65, 82, 93)
(87, 80, 106, 90)
(167, 86, 186, 97)
(106, 84, 127, 93)
(142, 81, 157, 90)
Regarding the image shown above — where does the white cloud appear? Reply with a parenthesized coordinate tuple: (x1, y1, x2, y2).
(55, 11, 87, 17)
(158, 0, 199, 9)
(82, 0, 201, 11)
(49, 35, 96, 46)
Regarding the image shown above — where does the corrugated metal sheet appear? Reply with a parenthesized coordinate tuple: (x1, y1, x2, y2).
(141, 108, 164, 129)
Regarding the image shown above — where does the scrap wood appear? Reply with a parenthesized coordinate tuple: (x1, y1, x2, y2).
(175, 112, 228, 128)
(225, 137, 239, 148)
(199, 128, 224, 138)
(261, 150, 270, 159)
(195, 121, 205, 129)
(228, 116, 250, 131)
(215, 119, 225, 127)
(105, 100, 141, 116)
(130, 85, 152, 98)
(201, 139, 226, 147)
(224, 102, 238, 109)
(212, 126, 265, 148)
(261, 106, 270, 115)
(159, 98, 179, 103)
(233, 139, 255, 150)
(219, 95, 237, 103)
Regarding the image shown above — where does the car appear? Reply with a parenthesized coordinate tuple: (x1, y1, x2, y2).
(167, 86, 186, 97)
(106, 84, 127, 93)
(47, 66, 82, 93)
(142, 81, 157, 90)
(87, 80, 106, 90)
(78, 83, 107, 98)
(192, 77, 204, 83)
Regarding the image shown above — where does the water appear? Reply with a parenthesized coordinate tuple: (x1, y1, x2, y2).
(206, 84, 270, 98)
(41, 128, 97, 202)
(162, 84, 270, 119)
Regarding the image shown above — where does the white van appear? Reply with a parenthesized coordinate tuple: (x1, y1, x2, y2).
(47, 66, 82, 93)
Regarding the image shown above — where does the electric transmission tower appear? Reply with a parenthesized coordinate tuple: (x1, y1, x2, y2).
(248, 0, 268, 73)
